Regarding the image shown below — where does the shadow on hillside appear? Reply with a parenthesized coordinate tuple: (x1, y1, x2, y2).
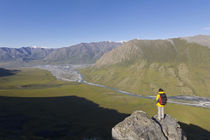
(0, 96, 128, 140)
(0, 96, 209, 140)
(0, 68, 19, 77)
(179, 122, 210, 140)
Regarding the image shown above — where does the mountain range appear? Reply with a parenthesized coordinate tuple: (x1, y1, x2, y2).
(81, 35, 210, 97)
(44, 41, 122, 64)
(1, 35, 210, 97)
(0, 47, 53, 62)
(0, 41, 122, 67)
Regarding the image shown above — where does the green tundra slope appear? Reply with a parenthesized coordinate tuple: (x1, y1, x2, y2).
(81, 38, 210, 97)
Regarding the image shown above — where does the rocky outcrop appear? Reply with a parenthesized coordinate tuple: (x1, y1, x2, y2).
(152, 114, 187, 140)
(112, 110, 187, 140)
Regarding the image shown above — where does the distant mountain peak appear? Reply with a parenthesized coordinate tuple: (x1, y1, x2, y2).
(25, 46, 50, 49)
(117, 40, 127, 43)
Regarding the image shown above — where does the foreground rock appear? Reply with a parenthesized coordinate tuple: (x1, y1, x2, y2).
(153, 114, 187, 140)
(112, 110, 187, 140)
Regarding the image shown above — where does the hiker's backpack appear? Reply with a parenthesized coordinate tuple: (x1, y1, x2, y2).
(159, 93, 167, 105)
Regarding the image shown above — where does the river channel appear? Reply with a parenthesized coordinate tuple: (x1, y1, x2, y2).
(35, 65, 210, 109)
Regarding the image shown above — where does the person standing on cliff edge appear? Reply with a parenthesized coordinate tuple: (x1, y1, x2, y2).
(156, 88, 167, 120)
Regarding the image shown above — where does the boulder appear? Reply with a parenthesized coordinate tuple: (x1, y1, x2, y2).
(153, 114, 187, 140)
(112, 110, 187, 140)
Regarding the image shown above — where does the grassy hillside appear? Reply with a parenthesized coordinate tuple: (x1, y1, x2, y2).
(81, 39, 210, 97)
(0, 68, 210, 139)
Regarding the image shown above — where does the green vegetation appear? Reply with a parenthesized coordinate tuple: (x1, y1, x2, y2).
(81, 39, 210, 97)
(81, 63, 210, 97)
(0, 68, 210, 139)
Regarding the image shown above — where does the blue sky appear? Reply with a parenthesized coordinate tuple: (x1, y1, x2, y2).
(0, 0, 210, 48)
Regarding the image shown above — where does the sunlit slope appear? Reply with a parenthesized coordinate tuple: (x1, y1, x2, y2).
(81, 39, 210, 97)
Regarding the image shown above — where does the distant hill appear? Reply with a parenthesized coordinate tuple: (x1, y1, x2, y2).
(44, 41, 122, 64)
(81, 37, 210, 97)
(0, 41, 122, 67)
(181, 35, 210, 48)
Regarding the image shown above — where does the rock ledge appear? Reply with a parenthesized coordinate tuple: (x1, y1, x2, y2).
(112, 110, 187, 140)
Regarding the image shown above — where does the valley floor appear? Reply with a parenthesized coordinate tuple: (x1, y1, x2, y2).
(0, 67, 210, 139)
(36, 65, 210, 109)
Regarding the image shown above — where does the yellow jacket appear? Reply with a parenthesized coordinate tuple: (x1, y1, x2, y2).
(156, 92, 165, 107)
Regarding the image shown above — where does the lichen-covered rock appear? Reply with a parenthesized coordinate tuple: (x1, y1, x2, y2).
(153, 114, 187, 140)
(112, 110, 187, 140)
(112, 111, 167, 140)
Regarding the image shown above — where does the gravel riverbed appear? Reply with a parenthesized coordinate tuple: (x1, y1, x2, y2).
(35, 65, 210, 109)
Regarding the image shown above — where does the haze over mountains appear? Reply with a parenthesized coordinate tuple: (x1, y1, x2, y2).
(81, 35, 210, 97)
(0, 41, 122, 67)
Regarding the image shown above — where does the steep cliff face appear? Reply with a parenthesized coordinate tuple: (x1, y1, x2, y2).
(112, 110, 187, 140)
